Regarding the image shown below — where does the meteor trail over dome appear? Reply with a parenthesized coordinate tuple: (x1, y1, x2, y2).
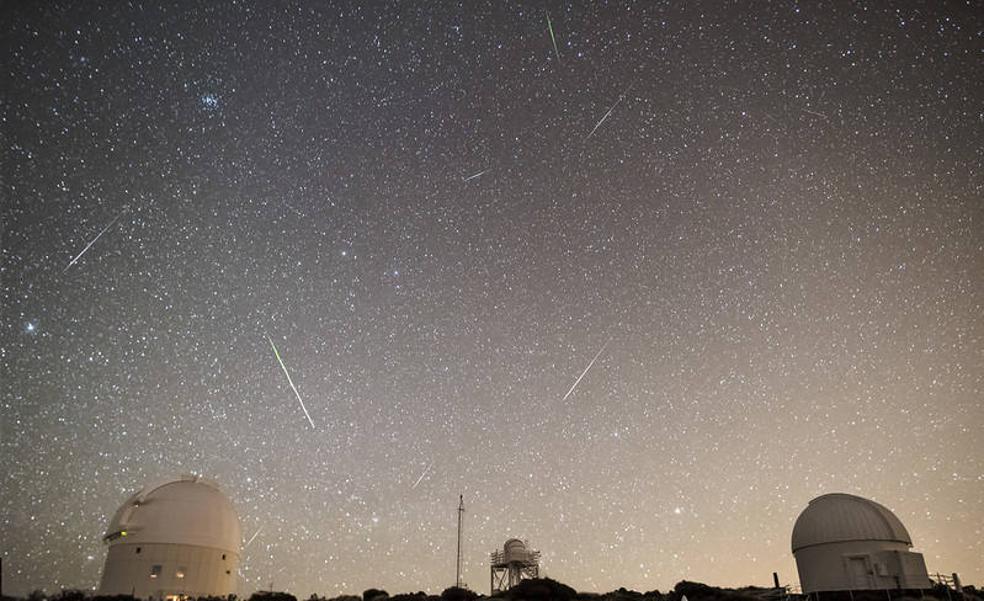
(268, 335, 316, 430)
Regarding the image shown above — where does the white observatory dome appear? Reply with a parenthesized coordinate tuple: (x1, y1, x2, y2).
(99, 475, 241, 599)
(791, 493, 911, 552)
(791, 493, 930, 593)
(104, 475, 240, 551)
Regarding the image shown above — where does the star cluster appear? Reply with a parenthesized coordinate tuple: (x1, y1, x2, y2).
(2, 1, 982, 597)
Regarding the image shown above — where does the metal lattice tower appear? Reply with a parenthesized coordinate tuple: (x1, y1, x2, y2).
(455, 495, 464, 588)
(489, 538, 540, 594)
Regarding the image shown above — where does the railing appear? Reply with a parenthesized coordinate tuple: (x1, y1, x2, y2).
(930, 573, 967, 601)
(746, 586, 801, 600)
(489, 550, 541, 566)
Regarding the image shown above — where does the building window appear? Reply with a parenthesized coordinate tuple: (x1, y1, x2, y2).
(176, 567, 186, 579)
(222, 554, 226, 560)
(136, 547, 142, 554)
(150, 565, 162, 579)
(104, 530, 127, 542)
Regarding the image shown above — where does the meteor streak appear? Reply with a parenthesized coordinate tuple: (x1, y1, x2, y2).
(563, 339, 611, 401)
(411, 462, 433, 489)
(268, 336, 316, 429)
(243, 526, 263, 550)
(546, 13, 561, 63)
(62, 209, 127, 273)
(462, 169, 489, 182)
(802, 108, 829, 120)
(584, 87, 632, 142)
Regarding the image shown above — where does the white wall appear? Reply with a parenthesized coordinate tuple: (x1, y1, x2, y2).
(794, 540, 932, 593)
(99, 543, 239, 599)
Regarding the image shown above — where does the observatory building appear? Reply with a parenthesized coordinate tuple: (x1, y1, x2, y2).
(98, 475, 241, 600)
(490, 538, 540, 594)
(792, 493, 931, 593)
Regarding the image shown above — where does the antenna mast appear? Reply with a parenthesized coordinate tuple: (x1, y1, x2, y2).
(456, 494, 465, 588)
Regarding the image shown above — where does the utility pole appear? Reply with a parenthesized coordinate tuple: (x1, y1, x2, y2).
(455, 494, 465, 588)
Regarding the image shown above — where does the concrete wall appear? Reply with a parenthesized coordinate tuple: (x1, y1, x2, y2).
(794, 540, 932, 593)
(892, 550, 932, 588)
(99, 543, 239, 599)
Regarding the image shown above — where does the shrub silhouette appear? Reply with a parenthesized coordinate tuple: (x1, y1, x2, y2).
(666, 582, 760, 601)
(50, 591, 87, 601)
(497, 578, 577, 601)
(248, 592, 298, 601)
(439, 588, 477, 601)
(588, 587, 664, 601)
(389, 594, 437, 601)
(90, 596, 138, 601)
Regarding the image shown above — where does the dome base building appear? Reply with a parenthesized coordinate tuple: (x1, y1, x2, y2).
(98, 475, 241, 601)
(792, 493, 931, 594)
(489, 538, 540, 594)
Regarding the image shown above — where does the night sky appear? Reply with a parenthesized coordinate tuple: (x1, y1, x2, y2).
(2, 1, 982, 597)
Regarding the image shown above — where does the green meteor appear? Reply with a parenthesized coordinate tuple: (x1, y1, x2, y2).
(268, 336, 316, 429)
(547, 12, 561, 64)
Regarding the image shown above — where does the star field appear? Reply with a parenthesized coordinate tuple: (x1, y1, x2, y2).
(2, 1, 982, 597)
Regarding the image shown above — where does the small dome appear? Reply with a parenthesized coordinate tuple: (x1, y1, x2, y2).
(104, 475, 240, 553)
(503, 538, 530, 563)
(504, 538, 526, 551)
(792, 493, 912, 552)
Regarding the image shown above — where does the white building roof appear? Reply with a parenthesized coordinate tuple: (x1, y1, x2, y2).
(791, 493, 912, 552)
(104, 475, 240, 553)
